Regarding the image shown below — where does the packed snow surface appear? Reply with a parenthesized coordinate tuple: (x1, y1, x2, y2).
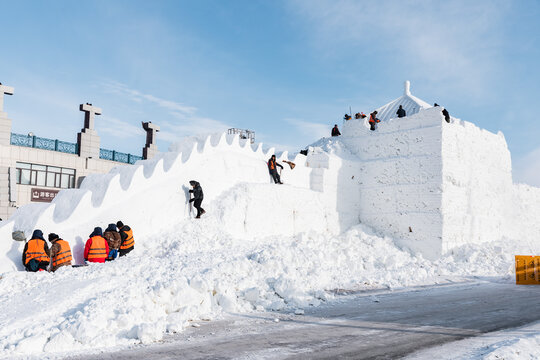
(408, 320, 540, 360)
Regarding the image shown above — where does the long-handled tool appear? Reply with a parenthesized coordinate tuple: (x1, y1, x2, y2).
(282, 160, 296, 169)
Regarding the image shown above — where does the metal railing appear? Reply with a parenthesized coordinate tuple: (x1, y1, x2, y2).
(99, 148, 142, 164)
(10, 133, 142, 164)
(10, 133, 79, 154)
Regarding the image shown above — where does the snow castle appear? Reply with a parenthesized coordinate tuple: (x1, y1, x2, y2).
(333, 81, 540, 259)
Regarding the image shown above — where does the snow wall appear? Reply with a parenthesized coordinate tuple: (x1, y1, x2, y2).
(0, 133, 361, 273)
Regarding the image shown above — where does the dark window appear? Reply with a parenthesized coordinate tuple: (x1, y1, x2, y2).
(15, 162, 76, 189)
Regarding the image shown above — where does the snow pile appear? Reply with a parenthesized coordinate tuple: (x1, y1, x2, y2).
(0, 212, 533, 358)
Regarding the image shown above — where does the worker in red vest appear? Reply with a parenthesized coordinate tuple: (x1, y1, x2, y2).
(49, 233, 72, 272)
(117, 221, 135, 257)
(84, 227, 109, 263)
(22, 229, 50, 272)
(369, 111, 381, 131)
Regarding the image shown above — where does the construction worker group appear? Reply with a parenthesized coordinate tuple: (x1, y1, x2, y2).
(22, 221, 135, 272)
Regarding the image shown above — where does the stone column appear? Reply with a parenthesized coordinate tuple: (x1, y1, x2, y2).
(77, 103, 102, 158)
(0, 83, 14, 146)
(142, 121, 160, 159)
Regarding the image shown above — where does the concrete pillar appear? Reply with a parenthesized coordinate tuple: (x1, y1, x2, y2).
(0, 83, 14, 146)
(77, 103, 101, 159)
(142, 121, 160, 159)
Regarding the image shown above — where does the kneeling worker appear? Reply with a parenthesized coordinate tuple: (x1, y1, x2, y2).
(49, 233, 72, 272)
(84, 227, 109, 263)
(117, 221, 135, 257)
(22, 229, 50, 272)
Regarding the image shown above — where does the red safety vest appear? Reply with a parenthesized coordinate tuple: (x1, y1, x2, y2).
(52, 240, 72, 268)
(25, 239, 49, 265)
(87, 236, 108, 260)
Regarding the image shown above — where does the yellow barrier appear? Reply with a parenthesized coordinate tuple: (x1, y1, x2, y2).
(515, 255, 540, 285)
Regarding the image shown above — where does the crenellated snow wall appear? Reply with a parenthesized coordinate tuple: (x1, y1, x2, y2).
(0, 132, 362, 273)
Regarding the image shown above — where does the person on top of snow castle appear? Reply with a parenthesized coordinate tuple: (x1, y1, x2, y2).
(369, 111, 381, 131)
(49, 233, 72, 272)
(22, 229, 50, 272)
(189, 181, 206, 219)
(267, 155, 283, 184)
(117, 221, 135, 256)
(396, 105, 406, 118)
(84, 227, 109, 264)
(331, 124, 341, 137)
(355, 112, 366, 119)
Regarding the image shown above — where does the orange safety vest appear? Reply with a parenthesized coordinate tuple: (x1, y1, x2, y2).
(120, 227, 134, 250)
(87, 236, 108, 260)
(25, 238, 49, 265)
(52, 240, 72, 268)
(268, 160, 275, 170)
(369, 115, 376, 123)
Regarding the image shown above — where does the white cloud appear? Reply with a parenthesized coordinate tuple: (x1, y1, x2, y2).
(100, 80, 231, 142)
(99, 115, 145, 139)
(513, 147, 540, 187)
(288, 0, 508, 98)
(285, 118, 330, 140)
(159, 116, 230, 143)
(101, 80, 197, 115)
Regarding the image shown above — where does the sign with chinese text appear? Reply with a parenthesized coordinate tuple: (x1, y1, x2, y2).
(31, 188, 59, 203)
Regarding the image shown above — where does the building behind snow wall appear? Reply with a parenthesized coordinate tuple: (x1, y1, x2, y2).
(339, 82, 539, 260)
(0, 82, 161, 221)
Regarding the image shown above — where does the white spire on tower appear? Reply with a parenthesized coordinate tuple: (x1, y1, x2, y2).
(404, 80, 411, 96)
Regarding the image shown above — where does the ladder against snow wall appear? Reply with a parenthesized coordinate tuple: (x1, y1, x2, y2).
(515, 255, 540, 285)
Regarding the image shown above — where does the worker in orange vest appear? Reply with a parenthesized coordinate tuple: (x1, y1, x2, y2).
(369, 111, 381, 131)
(267, 155, 284, 184)
(48, 233, 72, 272)
(117, 221, 135, 257)
(84, 227, 109, 263)
(22, 229, 50, 272)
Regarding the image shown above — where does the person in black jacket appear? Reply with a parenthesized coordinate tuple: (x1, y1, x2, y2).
(331, 124, 341, 137)
(189, 180, 206, 218)
(396, 105, 406, 118)
(442, 108, 450, 123)
(267, 155, 283, 184)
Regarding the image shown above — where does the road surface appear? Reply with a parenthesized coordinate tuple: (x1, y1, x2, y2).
(69, 280, 540, 359)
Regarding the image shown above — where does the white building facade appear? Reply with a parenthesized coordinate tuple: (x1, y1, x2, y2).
(0, 82, 160, 220)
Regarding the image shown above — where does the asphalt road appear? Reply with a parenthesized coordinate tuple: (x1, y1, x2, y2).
(69, 280, 540, 359)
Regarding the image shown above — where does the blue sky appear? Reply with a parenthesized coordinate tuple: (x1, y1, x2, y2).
(1, 0, 540, 184)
